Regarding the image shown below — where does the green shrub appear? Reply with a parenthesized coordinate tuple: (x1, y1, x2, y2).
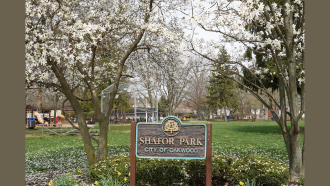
(298, 177, 305, 186)
(89, 155, 131, 184)
(89, 156, 185, 186)
(182, 159, 206, 185)
(226, 156, 289, 186)
(136, 158, 185, 186)
(98, 173, 128, 186)
(89, 155, 288, 186)
(235, 178, 263, 186)
(50, 174, 80, 186)
(89, 111, 95, 119)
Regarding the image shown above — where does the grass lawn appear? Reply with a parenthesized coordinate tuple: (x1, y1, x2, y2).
(25, 120, 304, 175)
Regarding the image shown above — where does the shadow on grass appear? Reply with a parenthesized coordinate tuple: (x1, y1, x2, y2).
(228, 124, 305, 135)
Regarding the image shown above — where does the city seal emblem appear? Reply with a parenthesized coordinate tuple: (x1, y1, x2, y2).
(161, 116, 182, 137)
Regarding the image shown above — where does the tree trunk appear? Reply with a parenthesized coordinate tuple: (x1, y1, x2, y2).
(301, 134, 305, 177)
(286, 126, 303, 181)
(224, 105, 227, 122)
(54, 94, 58, 125)
(264, 105, 268, 121)
(219, 107, 222, 121)
(48, 60, 97, 166)
(241, 105, 244, 120)
(37, 88, 42, 112)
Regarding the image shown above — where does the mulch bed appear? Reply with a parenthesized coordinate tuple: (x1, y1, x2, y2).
(25, 169, 91, 186)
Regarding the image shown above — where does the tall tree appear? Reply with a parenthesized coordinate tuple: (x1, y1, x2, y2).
(185, 0, 305, 181)
(207, 47, 238, 121)
(207, 71, 238, 121)
(25, 0, 184, 165)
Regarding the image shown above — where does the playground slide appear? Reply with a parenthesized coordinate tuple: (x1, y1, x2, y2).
(56, 110, 66, 122)
(33, 111, 46, 124)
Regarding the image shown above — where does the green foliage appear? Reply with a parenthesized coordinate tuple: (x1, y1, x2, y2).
(227, 156, 289, 186)
(113, 94, 132, 112)
(298, 177, 305, 186)
(136, 158, 185, 186)
(98, 173, 128, 186)
(50, 174, 80, 186)
(89, 155, 288, 186)
(235, 178, 263, 186)
(89, 111, 96, 119)
(70, 112, 76, 118)
(207, 46, 239, 112)
(64, 112, 70, 119)
(89, 156, 131, 183)
(83, 112, 90, 119)
(158, 95, 169, 115)
(207, 72, 239, 110)
(89, 156, 185, 186)
(244, 47, 253, 61)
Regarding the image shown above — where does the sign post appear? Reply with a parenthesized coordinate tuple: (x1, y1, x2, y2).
(206, 122, 212, 186)
(130, 121, 136, 185)
(130, 117, 212, 185)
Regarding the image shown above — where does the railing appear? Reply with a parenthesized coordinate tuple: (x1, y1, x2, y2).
(37, 124, 97, 136)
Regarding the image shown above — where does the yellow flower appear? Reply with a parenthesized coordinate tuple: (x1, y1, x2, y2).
(124, 177, 127, 181)
(95, 181, 98, 185)
(77, 170, 82, 174)
(239, 181, 244, 185)
(75, 185, 78, 186)
(129, 172, 130, 176)
(50, 180, 53, 183)
(67, 173, 70, 175)
(118, 172, 121, 176)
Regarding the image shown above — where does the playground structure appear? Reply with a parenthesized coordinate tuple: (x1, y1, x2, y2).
(49, 110, 66, 124)
(26, 104, 65, 126)
(26, 105, 46, 125)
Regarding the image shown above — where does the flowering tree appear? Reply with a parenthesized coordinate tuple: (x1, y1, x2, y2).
(183, 0, 305, 181)
(25, 0, 184, 165)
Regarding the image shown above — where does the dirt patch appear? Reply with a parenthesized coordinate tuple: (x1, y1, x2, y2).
(277, 129, 305, 134)
(25, 134, 37, 138)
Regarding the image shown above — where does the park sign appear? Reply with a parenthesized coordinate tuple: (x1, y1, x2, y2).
(130, 116, 213, 186)
(136, 116, 206, 159)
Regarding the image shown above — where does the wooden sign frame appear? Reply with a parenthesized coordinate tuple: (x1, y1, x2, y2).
(130, 117, 212, 186)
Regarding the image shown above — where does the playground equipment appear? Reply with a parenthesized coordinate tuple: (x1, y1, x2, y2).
(33, 111, 47, 124)
(26, 104, 43, 126)
(25, 104, 66, 127)
(50, 110, 66, 124)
